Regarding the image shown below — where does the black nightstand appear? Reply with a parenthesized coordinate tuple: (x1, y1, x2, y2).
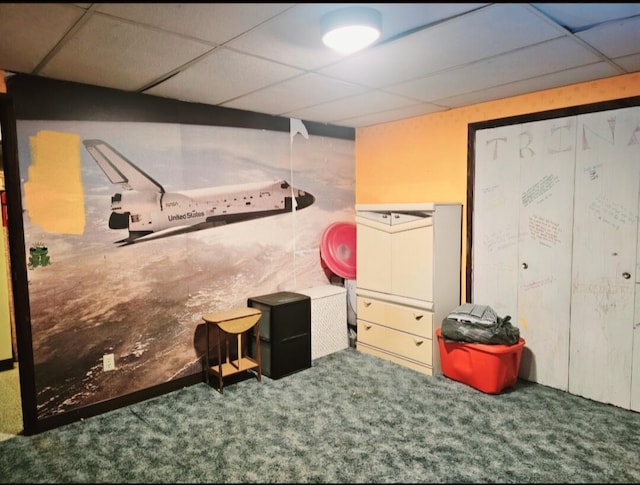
(247, 291, 311, 379)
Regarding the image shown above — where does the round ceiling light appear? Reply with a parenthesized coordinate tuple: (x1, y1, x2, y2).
(321, 7, 382, 55)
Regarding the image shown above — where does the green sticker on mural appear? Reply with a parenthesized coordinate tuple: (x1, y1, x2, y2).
(28, 243, 50, 268)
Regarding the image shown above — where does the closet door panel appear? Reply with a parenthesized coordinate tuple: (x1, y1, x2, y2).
(631, 109, 640, 412)
(570, 107, 640, 408)
(633, 270, 640, 411)
(517, 116, 576, 390)
(472, 124, 521, 320)
(633, 217, 640, 411)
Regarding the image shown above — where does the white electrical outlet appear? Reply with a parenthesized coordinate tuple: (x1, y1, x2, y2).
(103, 353, 115, 371)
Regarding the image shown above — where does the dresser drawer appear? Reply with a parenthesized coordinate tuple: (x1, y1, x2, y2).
(357, 297, 433, 338)
(357, 344, 434, 376)
(357, 320, 433, 366)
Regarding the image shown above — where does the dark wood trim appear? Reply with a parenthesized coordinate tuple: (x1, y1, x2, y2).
(0, 92, 38, 435)
(465, 123, 475, 304)
(6, 73, 355, 141)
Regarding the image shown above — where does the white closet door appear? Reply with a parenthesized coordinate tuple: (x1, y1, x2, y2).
(472, 124, 521, 320)
(633, 213, 640, 411)
(473, 118, 576, 391)
(516, 116, 576, 390)
(570, 107, 640, 408)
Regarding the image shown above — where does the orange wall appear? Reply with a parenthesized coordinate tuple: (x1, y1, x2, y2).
(355, 72, 640, 301)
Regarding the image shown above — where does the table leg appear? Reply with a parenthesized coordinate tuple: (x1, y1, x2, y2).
(217, 329, 224, 393)
(255, 326, 262, 382)
(205, 322, 210, 386)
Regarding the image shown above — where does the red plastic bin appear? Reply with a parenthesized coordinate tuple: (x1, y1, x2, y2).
(436, 328, 525, 394)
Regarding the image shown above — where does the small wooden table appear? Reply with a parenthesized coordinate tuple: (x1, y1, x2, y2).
(202, 307, 262, 393)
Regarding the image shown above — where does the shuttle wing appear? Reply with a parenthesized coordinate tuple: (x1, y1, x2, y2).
(83, 139, 165, 193)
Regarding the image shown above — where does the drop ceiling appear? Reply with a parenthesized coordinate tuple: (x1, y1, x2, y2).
(1, 3, 639, 129)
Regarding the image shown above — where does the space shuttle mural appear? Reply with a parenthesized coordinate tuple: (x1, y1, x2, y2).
(83, 139, 315, 245)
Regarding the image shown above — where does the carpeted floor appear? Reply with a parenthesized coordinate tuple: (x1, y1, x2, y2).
(0, 364, 22, 441)
(1, 348, 640, 483)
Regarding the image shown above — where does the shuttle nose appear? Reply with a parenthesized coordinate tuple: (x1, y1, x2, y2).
(296, 191, 315, 210)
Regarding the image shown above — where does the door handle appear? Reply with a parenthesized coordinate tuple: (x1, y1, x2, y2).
(522, 262, 528, 269)
(623, 272, 631, 279)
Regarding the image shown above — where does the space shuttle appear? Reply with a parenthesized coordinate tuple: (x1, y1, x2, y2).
(82, 139, 315, 244)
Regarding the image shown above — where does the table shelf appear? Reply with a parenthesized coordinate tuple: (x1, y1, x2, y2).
(208, 356, 259, 378)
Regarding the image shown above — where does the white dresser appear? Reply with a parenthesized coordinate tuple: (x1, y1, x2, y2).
(355, 203, 462, 375)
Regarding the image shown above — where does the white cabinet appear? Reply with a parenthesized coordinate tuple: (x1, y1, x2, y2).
(472, 104, 640, 410)
(297, 285, 348, 360)
(357, 210, 434, 301)
(356, 203, 462, 375)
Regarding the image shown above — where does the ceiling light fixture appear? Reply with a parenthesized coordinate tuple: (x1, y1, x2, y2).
(321, 6, 382, 55)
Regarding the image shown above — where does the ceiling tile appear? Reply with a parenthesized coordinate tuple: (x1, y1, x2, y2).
(221, 73, 368, 116)
(433, 61, 621, 108)
(144, 48, 303, 105)
(532, 3, 640, 30)
(94, 3, 295, 44)
(577, 16, 640, 59)
(387, 36, 605, 102)
(332, 103, 447, 128)
(39, 13, 213, 91)
(367, 3, 491, 44)
(614, 53, 640, 73)
(0, 3, 86, 73)
(283, 91, 419, 124)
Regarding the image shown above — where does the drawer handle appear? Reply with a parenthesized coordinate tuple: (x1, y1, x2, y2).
(413, 313, 424, 320)
(414, 339, 424, 346)
(364, 324, 372, 330)
(363, 300, 372, 307)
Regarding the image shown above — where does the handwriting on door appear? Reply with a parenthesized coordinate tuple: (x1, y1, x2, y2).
(522, 174, 559, 207)
(589, 194, 634, 230)
(529, 214, 561, 247)
(482, 229, 518, 253)
(521, 276, 554, 291)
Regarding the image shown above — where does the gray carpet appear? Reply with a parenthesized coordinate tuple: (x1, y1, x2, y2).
(0, 364, 22, 440)
(1, 347, 639, 483)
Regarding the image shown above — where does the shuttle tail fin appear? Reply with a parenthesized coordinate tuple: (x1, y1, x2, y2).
(83, 139, 165, 193)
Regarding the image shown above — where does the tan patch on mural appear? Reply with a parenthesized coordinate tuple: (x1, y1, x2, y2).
(24, 130, 85, 235)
